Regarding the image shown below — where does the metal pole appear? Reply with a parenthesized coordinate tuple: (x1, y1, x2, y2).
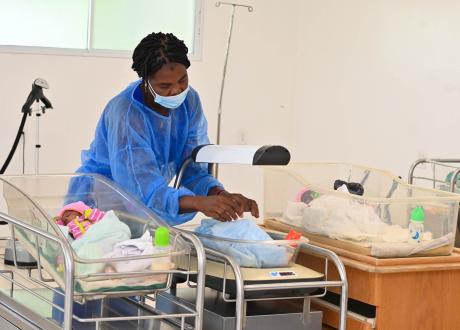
(35, 104, 41, 174)
(174, 158, 193, 189)
(0, 212, 75, 329)
(450, 168, 460, 193)
(185, 233, 206, 330)
(205, 248, 245, 330)
(408, 158, 428, 184)
(301, 243, 348, 330)
(214, 1, 253, 178)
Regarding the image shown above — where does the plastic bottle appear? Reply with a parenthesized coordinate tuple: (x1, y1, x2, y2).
(151, 226, 174, 271)
(408, 206, 425, 243)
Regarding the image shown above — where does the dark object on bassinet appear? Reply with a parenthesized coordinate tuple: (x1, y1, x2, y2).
(334, 180, 364, 196)
(4, 239, 37, 267)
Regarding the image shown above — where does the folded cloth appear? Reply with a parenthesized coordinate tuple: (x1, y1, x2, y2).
(104, 231, 155, 272)
(370, 233, 453, 257)
(195, 219, 291, 268)
(282, 202, 306, 226)
(71, 211, 131, 275)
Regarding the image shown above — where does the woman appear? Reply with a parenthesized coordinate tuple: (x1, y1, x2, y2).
(76, 32, 258, 225)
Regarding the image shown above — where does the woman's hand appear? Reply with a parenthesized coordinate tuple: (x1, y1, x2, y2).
(179, 191, 259, 222)
(180, 195, 241, 221)
(218, 192, 259, 218)
(197, 195, 244, 221)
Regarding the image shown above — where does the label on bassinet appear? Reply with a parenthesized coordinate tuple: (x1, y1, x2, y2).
(269, 271, 297, 278)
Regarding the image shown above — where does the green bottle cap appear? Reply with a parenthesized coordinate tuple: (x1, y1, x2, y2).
(410, 206, 425, 223)
(154, 226, 170, 247)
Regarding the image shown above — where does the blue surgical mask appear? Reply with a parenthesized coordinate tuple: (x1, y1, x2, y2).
(146, 80, 189, 109)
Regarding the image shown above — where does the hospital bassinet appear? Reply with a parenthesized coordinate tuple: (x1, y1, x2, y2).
(409, 158, 460, 247)
(0, 173, 206, 329)
(171, 223, 347, 330)
(164, 144, 347, 330)
(177, 225, 324, 299)
(263, 163, 460, 258)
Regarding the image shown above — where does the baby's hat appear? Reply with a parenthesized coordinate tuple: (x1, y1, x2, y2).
(58, 201, 89, 217)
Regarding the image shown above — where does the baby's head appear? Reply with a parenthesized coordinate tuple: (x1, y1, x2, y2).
(56, 201, 89, 225)
(60, 210, 82, 225)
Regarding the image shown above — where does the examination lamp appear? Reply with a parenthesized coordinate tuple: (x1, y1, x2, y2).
(192, 144, 290, 165)
(174, 145, 290, 188)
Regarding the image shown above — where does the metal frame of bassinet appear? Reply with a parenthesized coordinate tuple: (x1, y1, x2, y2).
(409, 158, 460, 192)
(0, 174, 208, 330)
(171, 145, 349, 330)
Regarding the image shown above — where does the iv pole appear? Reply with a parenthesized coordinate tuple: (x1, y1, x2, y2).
(0, 78, 52, 175)
(27, 78, 52, 174)
(213, 1, 253, 178)
(32, 101, 46, 174)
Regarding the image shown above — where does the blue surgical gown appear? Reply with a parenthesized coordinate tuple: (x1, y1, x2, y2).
(76, 80, 223, 225)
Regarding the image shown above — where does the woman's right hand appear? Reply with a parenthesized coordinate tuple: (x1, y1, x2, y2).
(180, 195, 244, 221)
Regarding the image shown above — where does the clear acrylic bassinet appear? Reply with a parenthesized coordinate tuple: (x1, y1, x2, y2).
(0, 173, 194, 298)
(264, 163, 460, 258)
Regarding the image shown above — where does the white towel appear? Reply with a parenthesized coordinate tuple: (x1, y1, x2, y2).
(104, 231, 154, 272)
(370, 233, 453, 257)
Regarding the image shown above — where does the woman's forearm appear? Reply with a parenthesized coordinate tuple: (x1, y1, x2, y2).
(179, 195, 204, 213)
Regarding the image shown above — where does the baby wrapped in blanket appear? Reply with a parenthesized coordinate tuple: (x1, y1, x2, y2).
(57, 210, 131, 275)
(54, 201, 106, 240)
(195, 218, 292, 268)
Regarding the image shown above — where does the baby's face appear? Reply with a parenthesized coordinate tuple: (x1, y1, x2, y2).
(61, 210, 82, 225)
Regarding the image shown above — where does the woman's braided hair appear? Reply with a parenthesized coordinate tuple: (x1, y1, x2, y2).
(132, 32, 190, 79)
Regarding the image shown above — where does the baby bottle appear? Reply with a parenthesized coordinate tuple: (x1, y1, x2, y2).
(408, 206, 425, 243)
(151, 226, 174, 271)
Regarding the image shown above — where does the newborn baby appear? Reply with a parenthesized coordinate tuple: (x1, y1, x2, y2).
(54, 201, 106, 239)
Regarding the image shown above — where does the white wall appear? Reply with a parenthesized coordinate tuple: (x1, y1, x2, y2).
(291, 0, 460, 179)
(3, 0, 458, 220)
(0, 0, 300, 220)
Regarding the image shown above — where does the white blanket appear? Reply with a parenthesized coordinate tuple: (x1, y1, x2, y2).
(104, 231, 155, 272)
(283, 185, 432, 244)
